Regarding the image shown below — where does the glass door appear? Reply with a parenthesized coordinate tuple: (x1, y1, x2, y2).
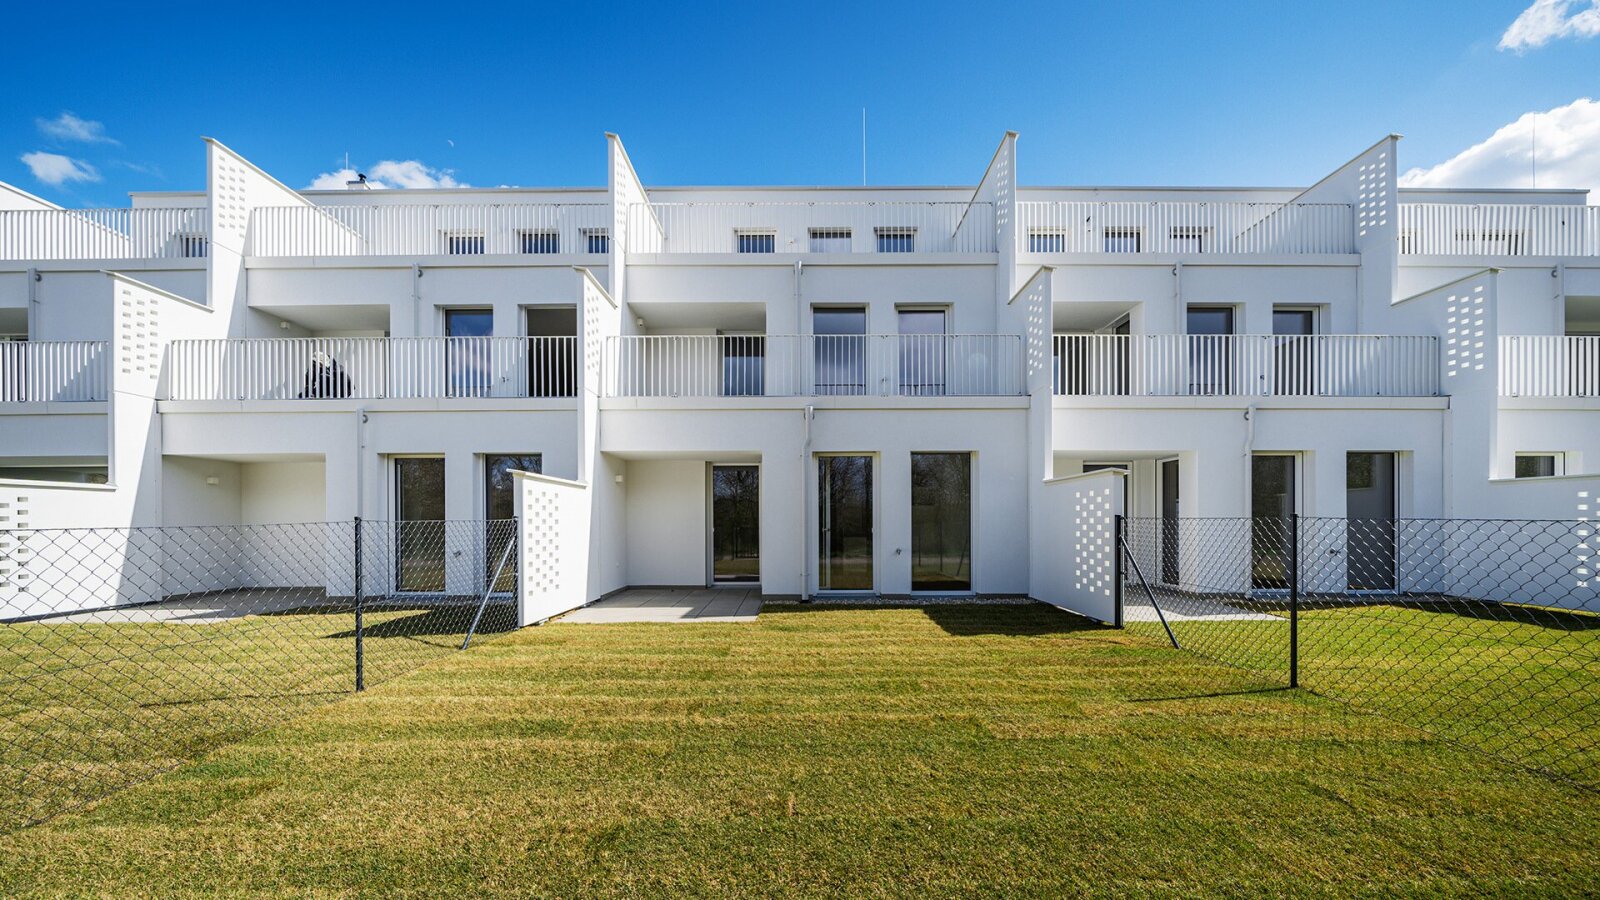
(1347, 452, 1397, 592)
(711, 465, 761, 583)
(524, 307, 577, 398)
(813, 308, 867, 395)
(818, 455, 873, 591)
(1251, 454, 1296, 591)
(898, 309, 947, 396)
(1186, 307, 1235, 395)
(911, 453, 971, 591)
(485, 454, 540, 593)
(1272, 308, 1316, 396)
(445, 308, 494, 397)
(395, 457, 446, 593)
(719, 335, 766, 397)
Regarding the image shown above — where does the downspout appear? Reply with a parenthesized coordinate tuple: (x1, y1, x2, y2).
(793, 260, 804, 334)
(1243, 403, 1257, 514)
(27, 268, 40, 335)
(411, 264, 423, 336)
(1172, 262, 1184, 331)
(800, 404, 814, 601)
(354, 406, 369, 519)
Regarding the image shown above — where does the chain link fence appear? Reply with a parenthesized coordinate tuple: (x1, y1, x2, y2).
(0, 518, 519, 829)
(1116, 515, 1599, 788)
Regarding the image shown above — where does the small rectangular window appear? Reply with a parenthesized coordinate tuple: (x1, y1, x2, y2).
(582, 228, 610, 254)
(177, 233, 207, 258)
(445, 232, 485, 255)
(519, 230, 560, 254)
(875, 227, 916, 253)
(1515, 454, 1563, 478)
(1457, 230, 1525, 254)
(736, 230, 776, 254)
(1170, 226, 1207, 253)
(1103, 228, 1142, 253)
(809, 228, 852, 253)
(1027, 229, 1065, 253)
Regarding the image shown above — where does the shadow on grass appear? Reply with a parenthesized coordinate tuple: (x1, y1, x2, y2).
(923, 604, 1109, 637)
(1128, 685, 1293, 703)
(319, 604, 519, 640)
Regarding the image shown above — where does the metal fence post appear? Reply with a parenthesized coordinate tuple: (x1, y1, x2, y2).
(354, 516, 365, 693)
(1288, 512, 1299, 689)
(1113, 514, 1125, 629)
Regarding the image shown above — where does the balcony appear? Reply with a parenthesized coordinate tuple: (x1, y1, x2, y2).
(0, 208, 208, 261)
(625, 202, 995, 254)
(605, 334, 1024, 398)
(246, 204, 611, 257)
(167, 337, 579, 401)
(1052, 334, 1439, 398)
(0, 341, 109, 402)
(1500, 336, 1600, 397)
(1018, 201, 1355, 255)
(1400, 204, 1600, 256)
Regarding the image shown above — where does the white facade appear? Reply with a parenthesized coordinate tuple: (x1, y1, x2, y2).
(2, 132, 1598, 620)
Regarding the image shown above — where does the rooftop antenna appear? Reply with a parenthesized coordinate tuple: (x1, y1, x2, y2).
(862, 108, 867, 186)
(344, 151, 350, 174)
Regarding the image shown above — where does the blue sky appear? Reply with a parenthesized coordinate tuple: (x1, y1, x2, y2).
(3, 1, 1599, 205)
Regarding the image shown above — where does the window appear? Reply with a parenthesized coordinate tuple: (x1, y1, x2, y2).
(720, 334, 766, 396)
(445, 232, 485, 255)
(1169, 226, 1207, 253)
(809, 228, 852, 253)
(1027, 229, 1066, 253)
(1515, 454, 1563, 478)
(1456, 230, 1525, 254)
(875, 227, 916, 253)
(1187, 306, 1235, 395)
(582, 228, 610, 254)
(736, 230, 776, 254)
(1103, 227, 1142, 253)
(813, 307, 867, 395)
(910, 453, 971, 591)
(519, 230, 560, 254)
(176, 233, 207, 258)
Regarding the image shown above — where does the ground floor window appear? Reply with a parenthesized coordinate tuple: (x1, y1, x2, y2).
(394, 457, 446, 593)
(711, 465, 760, 583)
(485, 455, 541, 592)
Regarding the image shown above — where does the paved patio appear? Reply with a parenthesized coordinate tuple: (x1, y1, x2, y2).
(559, 587, 765, 623)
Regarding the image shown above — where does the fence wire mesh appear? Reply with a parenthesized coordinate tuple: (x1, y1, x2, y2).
(0, 518, 519, 829)
(1118, 515, 1600, 788)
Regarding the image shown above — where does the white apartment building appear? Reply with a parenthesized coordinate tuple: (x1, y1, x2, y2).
(1, 133, 1597, 620)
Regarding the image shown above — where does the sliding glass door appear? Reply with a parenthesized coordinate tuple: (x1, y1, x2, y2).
(818, 455, 873, 591)
(911, 453, 970, 591)
(484, 454, 540, 593)
(712, 465, 761, 583)
(1251, 454, 1296, 591)
(395, 457, 446, 593)
(1347, 452, 1397, 592)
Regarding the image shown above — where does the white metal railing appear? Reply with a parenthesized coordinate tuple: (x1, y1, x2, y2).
(247, 204, 611, 256)
(1400, 204, 1600, 256)
(605, 334, 1024, 397)
(167, 337, 579, 400)
(0, 207, 208, 261)
(1052, 334, 1439, 397)
(0, 341, 109, 401)
(626, 202, 995, 254)
(1500, 335, 1600, 397)
(1017, 201, 1355, 254)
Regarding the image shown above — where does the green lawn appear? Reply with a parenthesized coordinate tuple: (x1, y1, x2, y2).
(1127, 599, 1600, 786)
(1, 603, 1597, 897)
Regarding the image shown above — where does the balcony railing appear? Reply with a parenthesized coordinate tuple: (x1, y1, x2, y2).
(246, 204, 611, 256)
(167, 337, 579, 401)
(626, 202, 995, 254)
(606, 334, 1024, 397)
(1500, 335, 1600, 397)
(0, 207, 208, 261)
(1400, 204, 1600, 256)
(1017, 201, 1355, 255)
(1052, 334, 1439, 398)
(0, 341, 109, 402)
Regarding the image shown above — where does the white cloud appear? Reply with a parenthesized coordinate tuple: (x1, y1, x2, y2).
(19, 151, 101, 186)
(304, 159, 467, 190)
(1400, 97, 1600, 198)
(1499, 0, 1600, 51)
(35, 111, 118, 145)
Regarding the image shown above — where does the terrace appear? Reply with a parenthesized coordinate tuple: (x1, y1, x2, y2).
(245, 203, 612, 257)
(0, 207, 209, 262)
(1400, 203, 1600, 256)
(1018, 200, 1356, 255)
(625, 201, 996, 254)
